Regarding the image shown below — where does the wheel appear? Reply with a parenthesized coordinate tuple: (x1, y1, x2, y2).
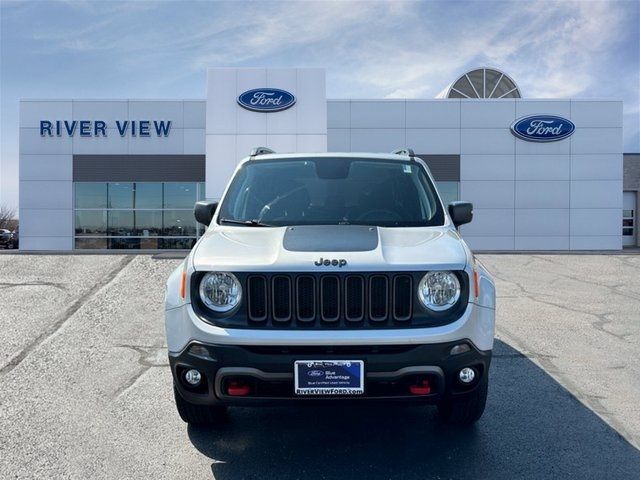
(173, 387, 227, 426)
(437, 376, 488, 426)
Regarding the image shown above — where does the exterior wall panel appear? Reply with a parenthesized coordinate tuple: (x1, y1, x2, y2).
(18, 94, 624, 251)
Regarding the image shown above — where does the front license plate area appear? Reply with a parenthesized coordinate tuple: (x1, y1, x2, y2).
(294, 360, 364, 395)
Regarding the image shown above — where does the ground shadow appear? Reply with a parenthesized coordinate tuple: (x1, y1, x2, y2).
(188, 340, 640, 479)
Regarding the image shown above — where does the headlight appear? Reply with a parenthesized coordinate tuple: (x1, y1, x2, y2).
(418, 271, 461, 311)
(199, 272, 242, 313)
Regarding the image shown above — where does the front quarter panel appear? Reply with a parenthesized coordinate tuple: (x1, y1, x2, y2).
(474, 258, 496, 310)
(165, 259, 189, 311)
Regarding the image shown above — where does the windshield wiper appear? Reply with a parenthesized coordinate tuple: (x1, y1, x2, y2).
(219, 218, 274, 227)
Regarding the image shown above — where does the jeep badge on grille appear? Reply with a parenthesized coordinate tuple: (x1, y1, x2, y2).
(314, 258, 347, 267)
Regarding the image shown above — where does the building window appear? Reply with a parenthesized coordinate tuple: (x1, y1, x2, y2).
(436, 181, 459, 206)
(75, 183, 108, 208)
(74, 182, 205, 250)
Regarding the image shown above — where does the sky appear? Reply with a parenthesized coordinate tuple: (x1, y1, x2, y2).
(1, 0, 639, 212)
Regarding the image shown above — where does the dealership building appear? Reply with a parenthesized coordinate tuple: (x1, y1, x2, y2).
(18, 67, 638, 251)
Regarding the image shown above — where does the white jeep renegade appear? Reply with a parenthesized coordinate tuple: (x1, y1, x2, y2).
(165, 148, 495, 426)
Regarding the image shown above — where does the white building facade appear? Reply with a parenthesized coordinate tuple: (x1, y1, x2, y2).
(18, 67, 628, 251)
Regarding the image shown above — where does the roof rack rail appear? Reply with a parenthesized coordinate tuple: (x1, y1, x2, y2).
(250, 147, 275, 157)
(391, 148, 415, 157)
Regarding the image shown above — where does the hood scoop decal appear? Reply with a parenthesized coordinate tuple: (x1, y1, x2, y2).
(283, 225, 379, 252)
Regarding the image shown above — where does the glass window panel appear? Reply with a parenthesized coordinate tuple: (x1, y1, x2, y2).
(108, 183, 134, 209)
(485, 69, 501, 97)
(623, 228, 633, 236)
(109, 237, 141, 249)
(75, 210, 107, 236)
(134, 210, 163, 236)
(451, 76, 476, 98)
(623, 210, 633, 218)
(163, 210, 197, 236)
(159, 238, 197, 249)
(501, 90, 520, 98)
(467, 69, 484, 97)
(494, 77, 518, 98)
(108, 211, 134, 236)
(164, 182, 197, 208)
(448, 89, 466, 99)
(134, 183, 163, 209)
(75, 237, 108, 249)
(623, 219, 634, 227)
(75, 183, 107, 208)
(140, 238, 161, 249)
(436, 182, 459, 206)
(198, 182, 206, 201)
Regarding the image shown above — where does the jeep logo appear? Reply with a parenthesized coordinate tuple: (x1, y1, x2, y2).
(314, 258, 347, 267)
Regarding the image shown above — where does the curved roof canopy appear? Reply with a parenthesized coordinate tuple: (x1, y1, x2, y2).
(445, 68, 521, 99)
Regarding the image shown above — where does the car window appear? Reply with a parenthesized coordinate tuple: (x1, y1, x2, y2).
(218, 158, 445, 227)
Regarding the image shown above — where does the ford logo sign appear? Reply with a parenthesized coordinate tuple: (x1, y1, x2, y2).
(307, 370, 324, 377)
(511, 115, 575, 142)
(237, 88, 296, 112)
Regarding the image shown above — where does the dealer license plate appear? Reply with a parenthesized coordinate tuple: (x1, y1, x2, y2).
(294, 360, 364, 395)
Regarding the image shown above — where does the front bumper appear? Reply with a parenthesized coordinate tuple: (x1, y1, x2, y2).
(170, 340, 491, 406)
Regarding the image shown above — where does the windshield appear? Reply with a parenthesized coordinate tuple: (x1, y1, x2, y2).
(217, 158, 445, 227)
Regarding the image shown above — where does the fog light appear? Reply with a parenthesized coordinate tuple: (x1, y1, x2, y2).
(184, 369, 202, 386)
(450, 343, 471, 356)
(458, 367, 476, 384)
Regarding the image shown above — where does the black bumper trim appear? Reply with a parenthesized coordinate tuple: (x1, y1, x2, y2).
(170, 340, 491, 406)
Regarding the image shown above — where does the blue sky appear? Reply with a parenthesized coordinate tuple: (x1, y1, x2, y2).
(1, 0, 639, 210)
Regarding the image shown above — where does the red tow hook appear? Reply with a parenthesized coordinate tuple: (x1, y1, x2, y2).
(227, 380, 252, 396)
(409, 379, 431, 395)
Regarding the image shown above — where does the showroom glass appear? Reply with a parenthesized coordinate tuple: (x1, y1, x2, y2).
(75, 183, 108, 208)
(218, 159, 445, 227)
(164, 183, 197, 208)
(108, 182, 134, 208)
(74, 182, 204, 250)
(135, 183, 163, 209)
(436, 182, 459, 207)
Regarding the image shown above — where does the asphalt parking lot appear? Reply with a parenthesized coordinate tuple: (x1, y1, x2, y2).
(1, 253, 639, 479)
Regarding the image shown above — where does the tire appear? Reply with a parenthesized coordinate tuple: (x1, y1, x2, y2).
(437, 376, 488, 426)
(173, 387, 227, 426)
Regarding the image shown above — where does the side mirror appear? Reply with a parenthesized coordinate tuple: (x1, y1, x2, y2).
(194, 201, 218, 226)
(448, 201, 473, 227)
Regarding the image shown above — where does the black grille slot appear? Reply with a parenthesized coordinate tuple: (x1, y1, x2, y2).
(393, 275, 412, 321)
(296, 276, 316, 322)
(271, 276, 292, 322)
(369, 275, 389, 321)
(345, 275, 365, 322)
(320, 276, 340, 322)
(247, 276, 268, 322)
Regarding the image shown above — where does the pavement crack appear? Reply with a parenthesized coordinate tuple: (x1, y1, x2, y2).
(113, 343, 169, 399)
(0, 281, 67, 290)
(491, 271, 634, 343)
(0, 256, 136, 375)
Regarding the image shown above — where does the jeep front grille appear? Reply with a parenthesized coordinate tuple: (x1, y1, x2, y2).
(247, 273, 414, 327)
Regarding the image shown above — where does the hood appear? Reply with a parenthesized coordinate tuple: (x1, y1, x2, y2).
(191, 224, 469, 272)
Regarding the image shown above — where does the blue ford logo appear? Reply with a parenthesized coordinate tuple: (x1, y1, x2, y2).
(511, 115, 575, 142)
(308, 370, 324, 377)
(237, 88, 296, 112)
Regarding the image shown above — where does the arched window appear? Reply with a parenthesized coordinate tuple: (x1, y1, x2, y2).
(447, 68, 521, 99)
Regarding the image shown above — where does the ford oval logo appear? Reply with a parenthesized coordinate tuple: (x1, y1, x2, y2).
(237, 88, 296, 112)
(308, 370, 324, 377)
(511, 115, 575, 142)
